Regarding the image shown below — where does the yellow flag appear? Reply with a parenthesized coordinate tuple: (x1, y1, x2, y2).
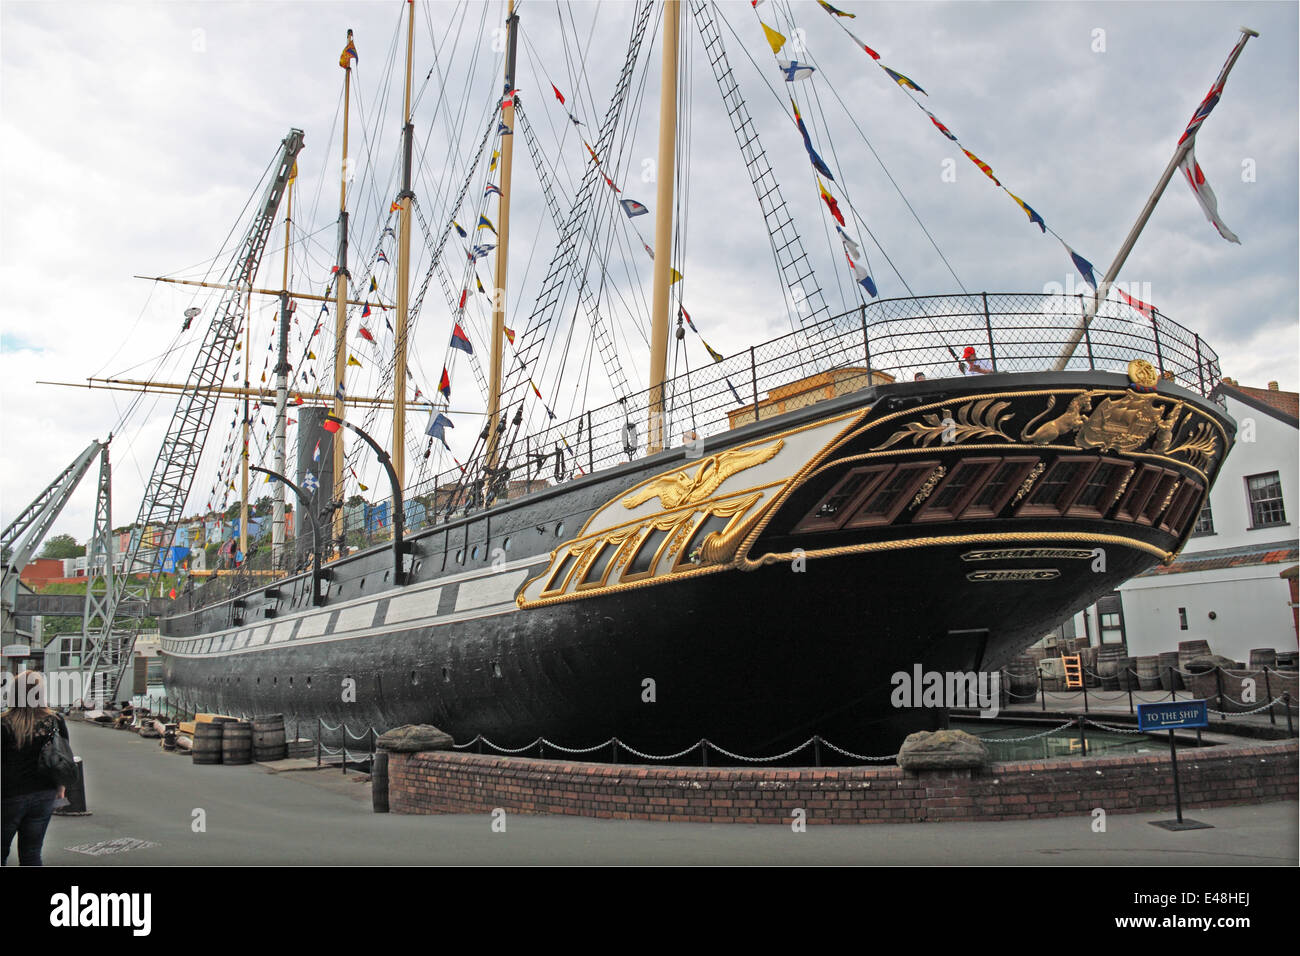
(669, 268, 684, 285)
(358, 482, 368, 492)
(762, 22, 786, 54)
(307, 350, 317, 360)
(490, 150, 500, 171)
(348, 354, 362, 367)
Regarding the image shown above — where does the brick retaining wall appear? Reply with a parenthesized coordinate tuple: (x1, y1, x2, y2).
(387, 740, 1297, 823)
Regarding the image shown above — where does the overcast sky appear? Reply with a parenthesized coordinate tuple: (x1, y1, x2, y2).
(2, 0, 1296, 547)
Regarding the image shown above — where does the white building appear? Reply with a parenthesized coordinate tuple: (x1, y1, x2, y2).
(1073, 382, 1298, 662)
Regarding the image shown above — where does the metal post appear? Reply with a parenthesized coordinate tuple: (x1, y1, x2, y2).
(1169, 667, 1177, 702)
(587, 411, 594, 475)
(610, 740, 618, 765)
(342, 723, 348, 775)
(859, 306, 870, 370)
(1083, 317, 1096, 371)
(813, 736, 822, 768)
(1285, 692, 1294, 736)
(749, 347, 760, 423)
(1078, 716, 1088, 756)
(1082, 671, 1089, 713)
(1214, 666, 1224, 717)
(1039, 667, 1046, 712)
(700, 739, 709, 767)
(1264, 667, 1276, 726)
(982, 293, 996, 371)
(316, 717, 321, 769)
(1151, 313, 1165, 377)
(1127, 671, 1135, 715)
(1168, 729, 1184, 824)
(1194, 334, 1206, 396)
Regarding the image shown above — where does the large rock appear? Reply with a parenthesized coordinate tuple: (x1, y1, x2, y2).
(897, 729, 989, 771)
(375, 724, 453, 753)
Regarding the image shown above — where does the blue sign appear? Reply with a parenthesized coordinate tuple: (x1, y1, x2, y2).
(1138, 700, 1209, 731)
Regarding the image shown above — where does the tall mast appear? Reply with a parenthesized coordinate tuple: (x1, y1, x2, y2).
(332, 29, 355, 550)
(272, 164, 295, 568)
(486, 0, 519, 472)
(1054, 27, 1258, 370)
(646, 0, 680, 454)
(240, 288, 250, 561)
(393, 1, 416, 491)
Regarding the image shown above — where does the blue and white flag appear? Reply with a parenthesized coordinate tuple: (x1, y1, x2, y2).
(426, 412, 454, 449)
(778, 59, 816, 82)
(619, 198, 649, 218)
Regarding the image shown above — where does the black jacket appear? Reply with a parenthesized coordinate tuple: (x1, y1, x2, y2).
(1, 713, 70, 797)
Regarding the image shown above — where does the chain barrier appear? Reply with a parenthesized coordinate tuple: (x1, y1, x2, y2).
(816, 738, 898, 762)
(1081, 718, 1148, 735)
(1207, 696, 1297, 717)
(980, 719, 1079, 744)
(706, 739, 815, 763)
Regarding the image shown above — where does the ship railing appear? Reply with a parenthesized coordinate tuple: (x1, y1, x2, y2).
(412, 291, 1223, 517)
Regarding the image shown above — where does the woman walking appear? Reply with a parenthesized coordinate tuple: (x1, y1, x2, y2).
(2, 671, 69, 866)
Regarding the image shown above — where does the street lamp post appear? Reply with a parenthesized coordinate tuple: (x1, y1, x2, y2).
(249, 466, 326, 606)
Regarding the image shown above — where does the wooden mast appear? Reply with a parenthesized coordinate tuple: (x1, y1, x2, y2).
(393, 2, 416, 491)
(647, 0, 680, 454)
(332, 29, 355, 550)
(486, 0, 519, 474)
(240, 287, 250, 561)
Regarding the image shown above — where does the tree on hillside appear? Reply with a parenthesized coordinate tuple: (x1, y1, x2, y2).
(39, 534, 84, 560)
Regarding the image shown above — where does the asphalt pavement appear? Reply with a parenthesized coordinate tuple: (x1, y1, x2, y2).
(34, 720, 1298, 866)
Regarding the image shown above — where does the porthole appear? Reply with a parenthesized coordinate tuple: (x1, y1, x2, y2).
(305, 677, 311, 687)
(554, 521, 565, 538)
(503, 536, 511, 552)
(472, 545, 480, 561)
(359, 578, 366, 590)
(383, 570, 390, 582)
(410, 671, 418, 686)
(492, 662, 503, 679)
(415, 560, 423, 572)
(442, 667, 450, 683)
(456, 550, 465, 565)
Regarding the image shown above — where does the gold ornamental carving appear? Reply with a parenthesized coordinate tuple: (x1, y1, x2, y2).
(967, 568, 1060, 582)
(910, 466, 947, 509)
(1127, 359, 1159, 390)
(1074, 393, 1184, 453)
(1020, 392, 1098, 444)
(872, 399, 1014, 450)
(1012, 462, 1046, 505)
(622, 440, 784, 510)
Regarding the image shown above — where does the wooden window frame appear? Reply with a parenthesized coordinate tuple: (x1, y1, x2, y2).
(1066, 458, 1133, 519)
(1115, 465, 1163, 522)
(794, 464, 893, 534)
(1016, 457, 1099, 517)
(962, 457, 1040, 519)
(844, 461, 941, 529)
(913, 457, 1002, 523)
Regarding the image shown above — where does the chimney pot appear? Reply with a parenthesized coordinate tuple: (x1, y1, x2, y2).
(1268, 381, 1279, 391)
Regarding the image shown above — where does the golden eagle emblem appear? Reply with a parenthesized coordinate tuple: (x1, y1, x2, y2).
(622, 440, 784, 511)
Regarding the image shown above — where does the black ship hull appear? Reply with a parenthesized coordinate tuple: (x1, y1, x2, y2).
(161, 369, 1234, 756)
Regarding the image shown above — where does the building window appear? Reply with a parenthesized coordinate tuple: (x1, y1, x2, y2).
(1099, 611, 1124, 644)
(1192, 500, 1215, 536)
(1178, 607, 1188, 631)
(1246, 472, 1287, 528)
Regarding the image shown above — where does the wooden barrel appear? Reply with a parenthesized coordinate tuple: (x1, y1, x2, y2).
(1004, 656, 1038, 704)
(1115, 657, 1137, 691)
(1097, 646, 1125, 689)
(1158, 652, 1183, 691)
(252, 714, 287, 761)
(1137, 656, 1161, 690)
(221, 721, 252, 765)
(192, 722, 224, 765)
(371, 751, 389, 813)
(1249, 648, 1278, 670)
(1178, 640, 1212, 672)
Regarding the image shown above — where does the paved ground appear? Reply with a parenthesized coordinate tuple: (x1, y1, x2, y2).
(29, 721, 1298, 866)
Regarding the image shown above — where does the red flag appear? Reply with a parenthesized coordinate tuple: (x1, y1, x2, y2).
(439, 367, 451, 399)
(551, 83, 565, 105)
(359, 326, 375, 343)
(458, 288, 468, 309)
(504, 327, 516, 345)
(1116, 288, 1155, 320)
(322, 414, 343, 433)
(818, 180, 846, 226)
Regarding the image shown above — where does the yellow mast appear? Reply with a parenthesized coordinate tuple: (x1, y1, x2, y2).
(487, 0, 519, 472)
(240, 288, 250, 560)
(332, 29, 356, 550)
(647, 0, 680, 454)
(393, 3, 416, 491)
(38, 377, 442, 410)
(133, 274, 370, 308)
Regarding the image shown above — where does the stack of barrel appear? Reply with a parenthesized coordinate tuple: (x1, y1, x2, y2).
(190, 715, 286, 765)
(1136, 656, 1162, 690)
(1004, 656, 1038, 704)
(1096, 646, 1127, 691)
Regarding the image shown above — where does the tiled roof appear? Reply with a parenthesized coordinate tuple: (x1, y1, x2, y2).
(1216, 382, 1299, 425)
(1140, 542, 1299, 577)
